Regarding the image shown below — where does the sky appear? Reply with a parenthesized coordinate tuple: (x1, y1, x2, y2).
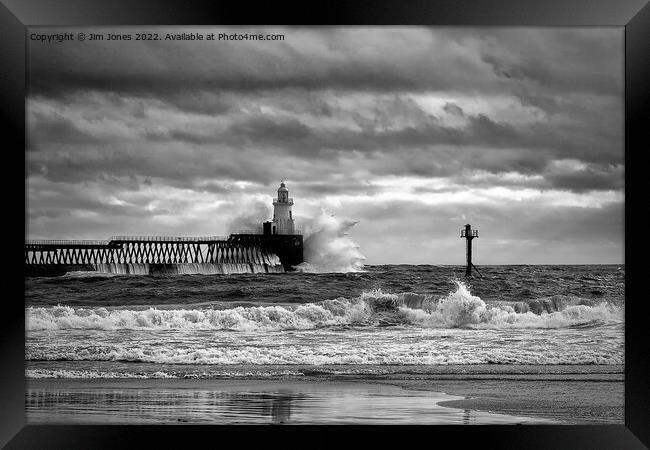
(26, 27, 624, 264)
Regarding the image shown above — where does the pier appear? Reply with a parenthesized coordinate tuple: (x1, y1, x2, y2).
(25, 234, 303, 276)
(25, 182, 304, 276)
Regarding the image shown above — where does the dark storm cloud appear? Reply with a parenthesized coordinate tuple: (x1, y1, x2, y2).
(26, 142, 282, 187)
(163, 92, 234, 116)
(26, 101, 621, 196)
(26, 27, 624, 262)
(107, 85, 616, 157)
(26, 146, 152, 184)
(544, 166, 624, 193)
(28, 113, 103, 147)
(227, 116, 315, 148)
(27, 29, 464, 98)
(27, 27, 623, 167)
(159, 109, 620, 170)
(28, 28, 622, 100)
(479, 30, 622, 97)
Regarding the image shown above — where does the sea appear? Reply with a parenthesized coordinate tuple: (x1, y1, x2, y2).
(24, 264, 625, 424)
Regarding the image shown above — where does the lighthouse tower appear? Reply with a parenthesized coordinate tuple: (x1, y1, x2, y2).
(270, 181, 295, 235)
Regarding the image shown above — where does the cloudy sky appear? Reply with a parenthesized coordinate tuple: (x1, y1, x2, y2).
(26, 27, 624, 264)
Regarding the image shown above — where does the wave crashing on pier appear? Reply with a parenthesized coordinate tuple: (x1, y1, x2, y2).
(296, 211, 366, 273)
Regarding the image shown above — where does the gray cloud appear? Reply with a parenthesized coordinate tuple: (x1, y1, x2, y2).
(443, 102, 464, 116)
(25, 27, 624, 263)
(28, 28, 622, 98)
(544, 165, 624, 193)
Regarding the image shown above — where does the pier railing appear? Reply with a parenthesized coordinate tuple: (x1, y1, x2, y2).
(232, 227, 303, 235)
(26, 236, 234, 245)
(109, 235, 230, 242)
(25, 239, 110, 246)
(231, 228, 263, 235)
(26, 231, 304, 247)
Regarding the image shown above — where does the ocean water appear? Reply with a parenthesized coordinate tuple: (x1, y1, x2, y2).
(25, 265, 624, 375)
(25, 264, 625, 423)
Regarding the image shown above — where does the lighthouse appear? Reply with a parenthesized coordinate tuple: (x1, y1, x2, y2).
(266, 181, 296, 235)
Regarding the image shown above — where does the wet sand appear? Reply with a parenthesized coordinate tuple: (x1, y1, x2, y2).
(25, 364, 624, 425)
(387, 378, 623, 424)
(26, 378, 561, 425)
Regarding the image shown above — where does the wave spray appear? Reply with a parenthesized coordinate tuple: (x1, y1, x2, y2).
(294, 211, 366, 273)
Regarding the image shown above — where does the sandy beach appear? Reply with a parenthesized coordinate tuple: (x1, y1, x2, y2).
(25, 378, 551, 425)
(26, 364, 623, 425)
(387, 378, 623, 424)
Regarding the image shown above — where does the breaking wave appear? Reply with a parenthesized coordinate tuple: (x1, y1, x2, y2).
(25, 368, 305, 379)
(26, 369, 175, 379)
(26, 342, 623, 365)
(295, 211, 366, 273)
(26, 281, 622, 332)
(396, 281, 621, 329)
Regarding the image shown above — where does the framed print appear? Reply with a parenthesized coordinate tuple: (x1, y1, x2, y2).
(1, 0, 648, 448)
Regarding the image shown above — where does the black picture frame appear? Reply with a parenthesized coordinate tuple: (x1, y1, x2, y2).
(1, 0, 647, 448)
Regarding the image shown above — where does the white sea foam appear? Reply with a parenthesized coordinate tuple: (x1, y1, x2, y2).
(26, 301, 371, 332)
(25, 369, 175, 379)
(26, 280, 621, 332)
(295, 211, 366, 273)
(398, 281, 622, 329)
(27, 342, 624, 365)
(25, 368, 305, 379)
(61, 271, 124, 278)
(88, 262, 282, 275)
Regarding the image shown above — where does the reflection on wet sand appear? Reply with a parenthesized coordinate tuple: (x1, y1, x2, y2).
(26, 381, 552, 425)
(27, 389, 304, 424)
